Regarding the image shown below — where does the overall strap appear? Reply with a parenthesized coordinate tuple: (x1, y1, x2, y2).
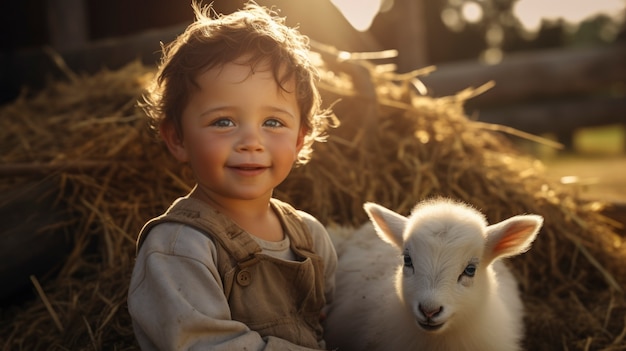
(269, 198, 314, 253)
(136, 197, 261, 262)
(270, 198, 325, 303)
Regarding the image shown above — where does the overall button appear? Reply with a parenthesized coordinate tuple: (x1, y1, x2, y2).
(236, 270, 251, 286)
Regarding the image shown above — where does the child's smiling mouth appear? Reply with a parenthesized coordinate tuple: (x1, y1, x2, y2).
(228, 164, 268, 175)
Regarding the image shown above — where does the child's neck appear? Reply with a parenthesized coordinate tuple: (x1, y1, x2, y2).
(233, 209, 285, 242)
(190, 188, 285, 242)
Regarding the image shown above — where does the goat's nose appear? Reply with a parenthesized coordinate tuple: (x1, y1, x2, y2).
(419, 304, 443, 319)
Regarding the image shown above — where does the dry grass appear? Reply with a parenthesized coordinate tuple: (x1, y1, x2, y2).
(0, 51, 624, 350)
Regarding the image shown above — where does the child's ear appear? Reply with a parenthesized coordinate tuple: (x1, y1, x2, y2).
(159, 121, 189, 162)
(296, 127, 307, 152)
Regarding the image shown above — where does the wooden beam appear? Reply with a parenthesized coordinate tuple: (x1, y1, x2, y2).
(46, 0, 88, 51)
(477, 95, 626, 135)
(421, 44, 626, 107)
(393, 0, 429, 72)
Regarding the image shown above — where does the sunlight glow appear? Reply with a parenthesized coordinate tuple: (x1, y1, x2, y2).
(513, 0, 625, 33)
(461, 1, 483, 24)
(441, 8, 465, 32)
(330, 0, 383, 31)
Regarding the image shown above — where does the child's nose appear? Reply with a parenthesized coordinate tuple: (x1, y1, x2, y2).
(236, 126, 264, 152)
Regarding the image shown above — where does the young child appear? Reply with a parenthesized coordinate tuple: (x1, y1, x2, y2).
(127, 2, 338, 350)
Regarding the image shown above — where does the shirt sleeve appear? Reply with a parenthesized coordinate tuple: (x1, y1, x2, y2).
(127, 222, 325, 351)
(297, 211, 338, 305)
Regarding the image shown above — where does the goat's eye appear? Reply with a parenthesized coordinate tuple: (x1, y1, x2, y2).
(403, 254, 413, 268)
(463, 263, 476, 277)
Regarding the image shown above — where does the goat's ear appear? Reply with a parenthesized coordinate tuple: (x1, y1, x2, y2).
(363, 202, 407, 248)
(484, 215, 543, 262)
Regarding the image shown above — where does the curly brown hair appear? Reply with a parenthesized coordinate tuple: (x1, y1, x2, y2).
(141, 1, 336, 165)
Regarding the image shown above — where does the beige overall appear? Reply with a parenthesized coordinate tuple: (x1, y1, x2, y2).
(137, 197, 326, 348)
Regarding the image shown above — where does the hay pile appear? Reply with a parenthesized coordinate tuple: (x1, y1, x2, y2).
(0, 50, 624, 350)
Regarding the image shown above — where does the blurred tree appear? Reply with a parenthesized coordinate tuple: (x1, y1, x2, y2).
(435, 0, 626, 63)
(367, 0, 625, 70)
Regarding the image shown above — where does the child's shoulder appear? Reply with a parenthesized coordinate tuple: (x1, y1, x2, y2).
(139, 221, 218, 260)
(270, 198, 320, 223)
(295, 210, 323, 229)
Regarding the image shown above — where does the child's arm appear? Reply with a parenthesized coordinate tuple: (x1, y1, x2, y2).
(299, 211, 338, 305)
(128, 222, 325, 350)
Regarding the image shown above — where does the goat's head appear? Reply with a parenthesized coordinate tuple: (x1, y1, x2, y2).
(363, 198, 542, 333)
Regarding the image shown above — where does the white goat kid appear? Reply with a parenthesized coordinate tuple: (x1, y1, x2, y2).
(324, 198, 543, 351)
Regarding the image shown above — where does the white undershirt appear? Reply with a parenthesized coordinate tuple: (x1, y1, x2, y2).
(251, 235, 297, 261)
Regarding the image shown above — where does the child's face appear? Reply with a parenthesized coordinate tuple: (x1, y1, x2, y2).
(162, 59, 304, 202)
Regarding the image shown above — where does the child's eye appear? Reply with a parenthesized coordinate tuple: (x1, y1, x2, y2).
(210, 118, 235, 127)
(263, 118, 284, 128)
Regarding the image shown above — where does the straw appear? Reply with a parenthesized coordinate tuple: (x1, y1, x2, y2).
(0, 50, 624, 350)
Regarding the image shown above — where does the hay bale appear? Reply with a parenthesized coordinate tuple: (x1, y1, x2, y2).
(0, 53, 624, 351)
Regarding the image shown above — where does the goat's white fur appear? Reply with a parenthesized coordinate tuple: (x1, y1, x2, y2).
(324, 198, 543, 351)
